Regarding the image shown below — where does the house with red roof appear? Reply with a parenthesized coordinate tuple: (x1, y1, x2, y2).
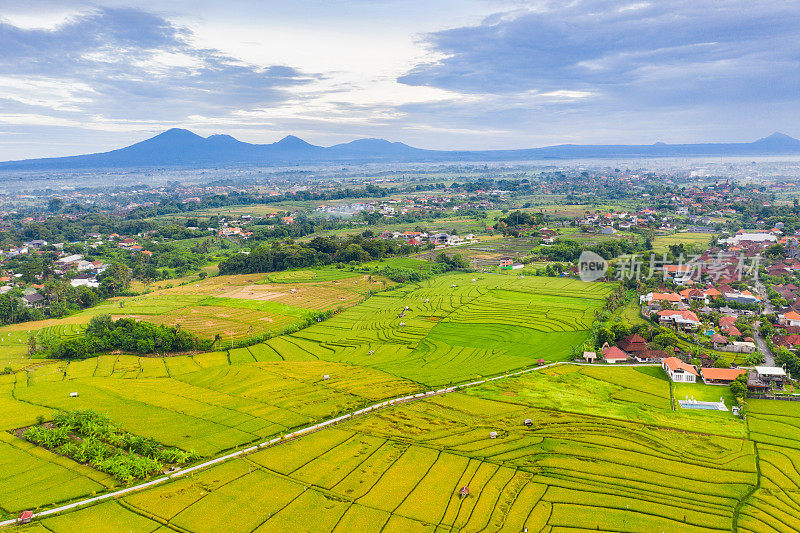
(710, 334, 728, 348)
(679, 288, 707, 303)
(640, 292, 682, 304)
(658, 310, 701, 330)
(602, 345, 628, 364)
(778, 311, 800, 327)
(700, 367, 747, 385)
(662, 357, 699, 383)
(722, 325, 742, 337)
(617, 333, 647, 354)
(703, 287, 722, 298)
(773, 334, 800, 349)
(634, 349, 669, 363)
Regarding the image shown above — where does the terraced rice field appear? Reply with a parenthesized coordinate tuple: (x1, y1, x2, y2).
(3, 270, 785, 532)
(0, 272, 607, 520)
(736, 400, 800, 532)
(267, 268, 365, 283)
(0, 353, 422, 518)
(16, 366, 759, 532)
(293, 274, 610, 384)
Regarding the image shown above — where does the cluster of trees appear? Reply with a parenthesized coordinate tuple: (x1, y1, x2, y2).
(537, 238, 643, 263)
(496, 210, 545, 228)
(24, 410, 198, 483)
(219, 235, 417, 275)
(44, 315, 209, 359)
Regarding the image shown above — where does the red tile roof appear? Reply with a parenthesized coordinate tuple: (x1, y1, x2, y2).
(701, 368, 746, 381)
(603, 346, 628, 361)
(663, 357, 699, 376)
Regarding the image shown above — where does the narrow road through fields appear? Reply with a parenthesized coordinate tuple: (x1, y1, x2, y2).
(753, 280, 775, 366)
(6, 360, 627, 528)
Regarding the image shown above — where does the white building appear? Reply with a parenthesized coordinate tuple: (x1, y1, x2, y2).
(662, 357, 698, 383)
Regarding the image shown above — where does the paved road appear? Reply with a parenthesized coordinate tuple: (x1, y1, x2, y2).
(752, 320, 775, 366)
(753, 280, 775, 366)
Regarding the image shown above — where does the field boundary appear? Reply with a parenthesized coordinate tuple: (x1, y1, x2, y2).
(0, 360, 662, 528)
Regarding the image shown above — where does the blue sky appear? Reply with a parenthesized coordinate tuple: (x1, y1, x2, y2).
(0, 0, 797, 159)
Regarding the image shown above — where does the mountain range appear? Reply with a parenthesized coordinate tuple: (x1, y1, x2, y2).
(2, 129, 800, 170)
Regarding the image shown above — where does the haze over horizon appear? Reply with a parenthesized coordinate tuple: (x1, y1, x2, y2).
(2, 0, 800, 160)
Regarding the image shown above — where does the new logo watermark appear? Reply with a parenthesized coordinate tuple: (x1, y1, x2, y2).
(578, 251, 608, 282)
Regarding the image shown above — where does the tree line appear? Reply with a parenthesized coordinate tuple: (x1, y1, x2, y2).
(218, 235, 417, 275)
(41, 315, 210, 359)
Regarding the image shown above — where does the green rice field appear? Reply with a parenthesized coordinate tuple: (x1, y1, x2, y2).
(11, 365, 761, 532)
(0, 269, 789, 532)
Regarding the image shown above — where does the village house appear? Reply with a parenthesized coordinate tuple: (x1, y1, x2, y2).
(658, 310, 701, 330)
(662, 357, 699, 383)
(700, 367, 747, 385)
(640, 292, 682, 305)
(617, 333, 647, 355)
(778, 311, 800, 327)
(22, 293, 45, 309)
(602, 345, 628, 364)
(748, 367, 787, 391)
(430, 233, 462, 246)
(55, 254, 83, 268)
(499, 257, 524, 270)
(773, 333, 800, 349)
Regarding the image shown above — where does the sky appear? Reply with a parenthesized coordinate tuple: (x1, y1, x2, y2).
(0, 0, 798, 159)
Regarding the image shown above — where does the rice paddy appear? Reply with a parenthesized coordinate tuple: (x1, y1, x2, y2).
(0, 269, 789, 532)
(12, 366, 762, 532)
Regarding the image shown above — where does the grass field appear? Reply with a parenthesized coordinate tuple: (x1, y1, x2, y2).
(651, 232, 715, 253)
(0, 269, 381, 365)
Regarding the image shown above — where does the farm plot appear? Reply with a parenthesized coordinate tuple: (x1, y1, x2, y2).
(651, 232, 714, 254)
(293, 273, 611, 384)
(4, 269, 381, 351)
(267, 268, 364, 283)
(147, 305, 296, 341)
(0, 356, 421, 515)
(39, 365, 756, 532)
(221, 278, 370, 310)
(0, 432, 115, 519)
(10, 361, 421, 457)
(737, 400, 800, 532)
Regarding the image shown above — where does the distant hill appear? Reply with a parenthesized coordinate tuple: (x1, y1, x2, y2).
(2, 129, 799, 170)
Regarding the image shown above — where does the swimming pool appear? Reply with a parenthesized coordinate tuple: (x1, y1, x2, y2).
(678, 400, 727, 411)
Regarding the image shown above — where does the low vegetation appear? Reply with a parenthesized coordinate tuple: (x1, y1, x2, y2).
(23, 410, 198, 484)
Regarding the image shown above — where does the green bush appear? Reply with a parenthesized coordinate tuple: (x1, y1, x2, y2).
(24, 409, 198, 483)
